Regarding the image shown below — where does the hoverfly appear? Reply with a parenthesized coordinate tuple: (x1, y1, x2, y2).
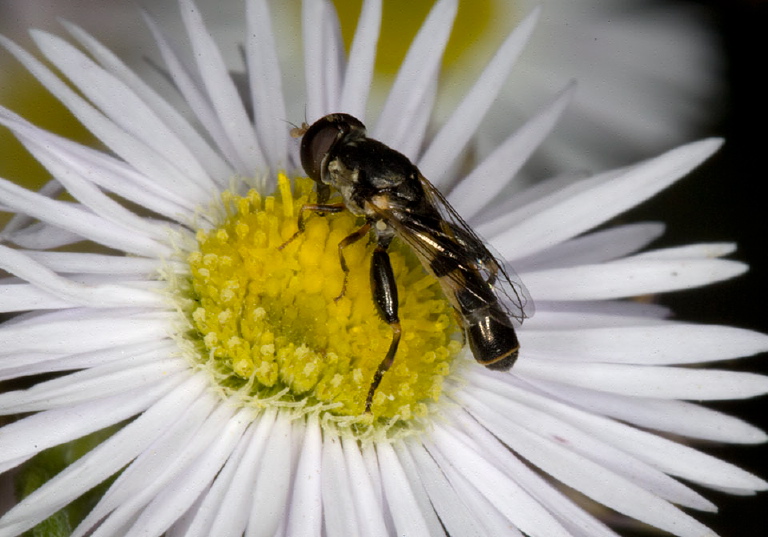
(284, 113, 532, 413)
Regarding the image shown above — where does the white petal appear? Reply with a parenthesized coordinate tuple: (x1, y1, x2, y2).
(185, 411, 280, 537)
(322, 435, 361, 536)
(182, 422, 255, 537)
(425, 448, 526, 536)
(546, 392, 765, 492)
(339, 0, 382, 121)
(0, 176, 170, 257)
(0, 283, 73, 313)
(530, 300, 671, 330)
(479, 170, 587, 224)
(140, 10, 246, 175)
(0, 454, 34, 476)
(246, 413, 293, 537)
(705, 485, 761, 496)
(123, 408, 252, 537)
(522, 257, 746, 301)
(447, 82, 574, 217)
(0, 348, 67, 382)
(0, 245, 163, 308)
(179, 0, 265, 172)
(0, 334, 161, 375)
(341, 436, 389, 537)
(21, 251, 165, 275)
(3, 221, 84, 250)
(62, 21, 234, 181)
(437, 407, 623, 537)
(0, 310, 173, 357)
(429, 423, 571, 537)
(246, 0, 289, 170)
(485, 138, 723, 260)
(459, 387, 714, 512)
(0, 340, 177, 384)
(0, 374, 204, 537)
(361, 442, 385, 514)
(15, 128, 184, 241)
(0, 374, 180, 463)
(522, 324, 768, 364)
(421, 7, 540, 186)
(513, 222, 666, 272)
(302, 0, 344, 119)
(527, 378, 767, 444)
(372, 0, 457, 156)
(0, 112, 199, 222)
(517, 360, 768, 400)
(0, 36, 212, 203)
(467, 371, 767, 492)
(30, 30, 218, 193)
(0, 356, 186, 413)
(630, 242, 737, 260)
(197, 413, 292, 537)
(376, 442, 435, 536)
(449, 407, 716, 537)
(73, 390, 223, 537)
(391, 442, 447, 536)
(477, 168, 621, 239)
(1, 178, 62, 237)
(403, 440, 486, 537)
(285, 416, 323, 537)
(166, 492, 205, 537)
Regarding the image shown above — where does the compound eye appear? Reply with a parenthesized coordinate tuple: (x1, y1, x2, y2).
(300, 114, 366, 183)
(300, 117, 342, 182)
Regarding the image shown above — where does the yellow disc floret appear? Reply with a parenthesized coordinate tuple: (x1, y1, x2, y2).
(179, 174, 461, 435)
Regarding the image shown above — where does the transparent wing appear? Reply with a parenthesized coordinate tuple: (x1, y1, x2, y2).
(375, 174, 534, 325)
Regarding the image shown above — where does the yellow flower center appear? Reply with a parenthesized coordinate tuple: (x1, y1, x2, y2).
(177, 174, 462, 436)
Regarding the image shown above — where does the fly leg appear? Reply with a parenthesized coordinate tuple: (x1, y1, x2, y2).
(334, 222, 372, 301)
(365, 244, 401, 413)
(278, 202, 345, 250)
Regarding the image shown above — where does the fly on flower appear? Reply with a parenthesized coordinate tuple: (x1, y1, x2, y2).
(283, 113, 533, 412)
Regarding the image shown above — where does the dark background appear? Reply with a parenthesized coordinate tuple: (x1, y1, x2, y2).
(623, 1, 768, 535)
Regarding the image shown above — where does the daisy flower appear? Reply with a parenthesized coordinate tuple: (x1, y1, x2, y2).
(0, 0, 766, 536)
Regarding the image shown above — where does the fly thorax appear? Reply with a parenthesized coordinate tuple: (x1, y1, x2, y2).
(326, 157, 358, 190)
(327, 159, 365, 215)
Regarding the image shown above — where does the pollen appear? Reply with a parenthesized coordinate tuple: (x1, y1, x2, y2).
(179, 174, 461, 434)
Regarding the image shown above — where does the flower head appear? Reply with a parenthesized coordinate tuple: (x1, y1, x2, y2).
(0, 1, 766, 536)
